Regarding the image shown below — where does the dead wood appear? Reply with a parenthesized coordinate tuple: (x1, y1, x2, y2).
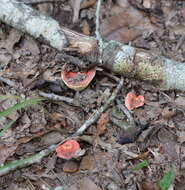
(0, 0, 185, 91)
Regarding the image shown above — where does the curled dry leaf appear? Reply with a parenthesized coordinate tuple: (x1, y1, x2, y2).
(96, 111, 109, 136)
(56, 140, 80, 160)
(125, 92, 145, 110)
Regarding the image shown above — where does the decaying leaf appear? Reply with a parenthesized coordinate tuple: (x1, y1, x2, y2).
(96, 111, 109, 136)
(0, 28, 22, 53)
(101, 5, 157, 43)
(0, 144, 17, 165)
(140, 180, 159, 190)
(80, 177, 102, 190)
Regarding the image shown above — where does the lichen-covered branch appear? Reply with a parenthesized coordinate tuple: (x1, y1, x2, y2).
(0, 0, 67, 51)
(102, 41, 185, 91)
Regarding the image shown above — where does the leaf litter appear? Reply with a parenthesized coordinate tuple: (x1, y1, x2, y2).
(0, 0, 185, 189)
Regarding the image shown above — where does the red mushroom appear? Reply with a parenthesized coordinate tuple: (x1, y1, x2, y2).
(56, 140, 80, 160)
(125, 92, 144, 111)
(61, 66, 96, 91)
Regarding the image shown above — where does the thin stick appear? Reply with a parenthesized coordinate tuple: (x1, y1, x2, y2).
(39, 91, 75, 105)
(20, 0, 62, 4)
(72, 77, 124, 137)
(95, 0, 103, 63)
(116, 102, 136, 127)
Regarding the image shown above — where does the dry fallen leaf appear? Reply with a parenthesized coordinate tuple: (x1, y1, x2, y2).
(101, 5, 157, 43)
(80, 0, 96, 9)
(96, 111, 109, 136)
(161, 107, 176, 120)
(0, 144, 17, 165)
(139, 180, 159, 190)
(80, 177, 102, 190)
(82, 20, 90, 36)
(0, 28, 22, 53)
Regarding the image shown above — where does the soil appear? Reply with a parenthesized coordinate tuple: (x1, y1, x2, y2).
(0, 0, 185, 190)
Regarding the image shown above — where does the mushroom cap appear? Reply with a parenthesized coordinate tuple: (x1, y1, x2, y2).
(56, 140, 80, 160)
(61, 67, 96, 91)
(125, 92, 145, 110)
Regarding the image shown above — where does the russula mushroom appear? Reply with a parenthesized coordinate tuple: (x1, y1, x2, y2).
(61, 66, 96, 91)
(56, 140, 80, 160)
(125, 92, 145, 111)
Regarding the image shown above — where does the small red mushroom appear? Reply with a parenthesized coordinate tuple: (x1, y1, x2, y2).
(61, 66, 96, 91)
(125, 92, 145, 110)
(56, 140, 80, 160)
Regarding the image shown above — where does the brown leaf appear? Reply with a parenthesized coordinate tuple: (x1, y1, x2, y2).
(80, 177, 102, 190)
(80, 0, 96, 9)
(18, 123, 62, 144)
(96, 111, 109, 136)
(22, 35, 40, 56)
(136, 151, 150, 159)
(0, 28, 22, 53)
(82, 20, 90, 36)
(101, 5, 157, 43)
(0, 144, 17, 165)
(139, 180, 159, 190)
(161, 107, 176, 120)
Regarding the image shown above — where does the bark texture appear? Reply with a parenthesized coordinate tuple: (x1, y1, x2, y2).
(0, 0, 67, 50)
(102, 41, 185, 91)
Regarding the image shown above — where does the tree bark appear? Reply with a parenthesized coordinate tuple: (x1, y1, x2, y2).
(102, 41, 185, 91)
(0, 0, 67, 51)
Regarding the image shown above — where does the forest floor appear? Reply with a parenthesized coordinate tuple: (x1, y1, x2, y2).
(0, 0, 185, 190)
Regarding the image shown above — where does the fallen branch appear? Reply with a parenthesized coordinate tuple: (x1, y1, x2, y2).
(0, 0, 185, 91)
(0, 0, 67, 51)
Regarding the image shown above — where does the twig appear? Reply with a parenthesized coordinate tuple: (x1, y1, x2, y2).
(72, 77, 124, 137)
(19, 0, 63, 4)
(101, 71, 120, 82)
(0, 144, 56, 176)
(0, 76, 16, 87)
(39, 91, 75, 105)
(95, 0, 103, 64)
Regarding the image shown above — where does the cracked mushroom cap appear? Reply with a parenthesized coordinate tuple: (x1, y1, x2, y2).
(56, 140, 80, 160)
(61, 67, 96, 91)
